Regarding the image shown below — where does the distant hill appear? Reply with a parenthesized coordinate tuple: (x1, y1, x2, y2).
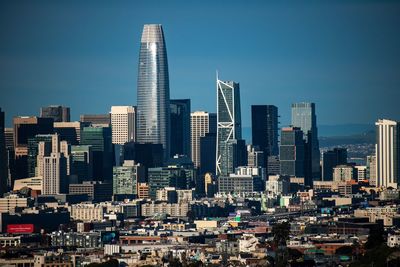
(319, 130, 375, 147)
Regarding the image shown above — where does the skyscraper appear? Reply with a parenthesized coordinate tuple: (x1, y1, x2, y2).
(70, 145, 93, 183)
(80, 114, 111, 127)
(280, 127, 305, 180)
(40, 105, 70, 122)
(110, 106, 136, 145)
(321, 148, 347, 181)
(170, 99, 191, 158)
(113, 160, 145, 196)
(191, 111, 217, 168)
(54, 121, 86, 145)
(375, 119, 400, 188)
(38, 134, 70, 195)
(251, 105, 279, 158)
(200, 132, 217, 175)
(137, 24, 170, 158)
(291, 102, 320, 181)
(80, 126, 113, 181)
(216, 79, 243, 176)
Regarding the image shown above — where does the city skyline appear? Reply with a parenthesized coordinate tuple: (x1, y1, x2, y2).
(1, 1, 400, 128)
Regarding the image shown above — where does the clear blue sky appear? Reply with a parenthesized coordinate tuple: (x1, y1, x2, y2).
(1, 0, 400, 128)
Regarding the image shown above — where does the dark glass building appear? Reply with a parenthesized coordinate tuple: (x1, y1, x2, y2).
(251, 105, 279, 158)
(216, 79, 243, 176)
(148, 167, 188, 199)
(291, 102, 321, 181)
(80, 126, 113, 181)
(322, 148, 347, 181)
(27, 134, 53, 177)
(200, 132, 216, 175)
(280, 127, 305, 180)
(170, 99, 191, 158)
(40, 105, 70, 122)
(137, 24, 170, 158)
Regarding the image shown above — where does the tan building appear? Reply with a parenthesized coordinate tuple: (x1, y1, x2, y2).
(13, 176, 43, 191)
(194, 219, 220, 231)
(333, 165, 354, 182)
(141, 202, 190, 217)
(54, 121, 83, 143)
(70, 203, 105, 222)
(0, 194, 28, 213)
(354, 206, 400, 226)
(137, 183, 149, 199)
(110, 106, 136, 145)
(190, 111, 216, 167)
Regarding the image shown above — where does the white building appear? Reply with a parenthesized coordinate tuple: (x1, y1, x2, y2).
(239, 234, 259, 252)
(190, 111, 216, 167)
(355, 165, 367, 182)
(110, 106, 136, 145)
(333, 165, 354, 182)
(376, 119, 400, 188)
(38, 134, 70, 195)
(266, 175, 290, 196)
(70, 203, 106, 222)
(388, 233, 400, 248)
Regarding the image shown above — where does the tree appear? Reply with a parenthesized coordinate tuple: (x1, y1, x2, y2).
(272, 222, 290, 247)
(335, 245, 353, 255)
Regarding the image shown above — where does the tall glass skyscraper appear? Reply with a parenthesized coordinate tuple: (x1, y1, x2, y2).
(137, 24, 170, 158)
(291, 102, 321, 184)
(216, 79, 244, 176)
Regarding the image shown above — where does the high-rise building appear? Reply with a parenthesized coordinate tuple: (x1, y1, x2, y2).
(267, 155, 280, 175)
(375, 119, 400, 188)
(80, 114, 111, 126)
(0, 108, 7, 195)
(321, 148, 347, 181)
(137, 24, 170, 157)
(122, 142, 164, 179)
(200, 132, 216, 175)
(4, 128, 14, 150)
(40, 105, 70, 122)
(291, 102, 320, 181)
(148, 167, 187, 199)
(38, 134, 70, 195)
(13, 117, 54, 179)
(216, 79, 242, 176)
(80, 126, 113, 181)
(27, 134, 53, 177)
(366, 155, 377, 186)
(355, 166, 367, 182)
(333, 165, 355, 182)
(191, 111, 217, 168)
(70, 145, 93, 182)
(54, 121, 87, 145)
(113, 160, 145, 196)
(110, 106, 136, 145)
(170, 99, 191, 158)
(280, 127, 305, 180)
(247, 145, 265, 168)
(251, 105, 279, 158)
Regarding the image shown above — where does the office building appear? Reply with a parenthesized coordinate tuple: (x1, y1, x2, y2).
(216, 79, 243, 176)
(247, 145, 265, 168)
(38, 134, 70, 195)
(40, 105, 70, 122)
(280, 127, 305, 180)
(218, 167, 264, 194)
(366, 155, 377, 186)
(355, 166, 367, 182)
(80, 126, 113, 181)
(0, 108, 7, 195)
(80, 114, 111, 126)
(4, 128, 14, 150)
(137, 24, 170, 157)
(122, 142, 164, 177)
(191, 111, 217, 168)
(333, 165, 355, 182)
(13, 116, 54, 179)
(70, 145, 93, 182)
(291, 102, 321, 181)
(27, 134, 53, 177)
(170, 99, 191, 158)
(69, 181, 112, 202)
(251, 105, 279, 158)
(54, 121, 86, 145)
(137, 183, 149, 199)
(200, 132, 216, 175)
(110, 106, 136, 145)
(148, 167, 188, 199)
(322, 148, 347, 181)
(375, 119, 400, 188)
(266, 175, 290, 196)
(113, 160, 145, 196)
(267, 155, 280, 175)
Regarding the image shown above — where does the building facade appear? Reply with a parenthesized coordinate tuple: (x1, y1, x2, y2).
(40, 105, 70, 122)
(110, 106, 136, 145)
(170, 99, 191, 158)
(137, 24, 170, 157)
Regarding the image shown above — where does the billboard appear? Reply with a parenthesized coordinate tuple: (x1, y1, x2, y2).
(7, 224, 34, 234)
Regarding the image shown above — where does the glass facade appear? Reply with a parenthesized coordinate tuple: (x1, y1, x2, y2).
(279, 127, 305, 178)
(170, 99, 191, 158)
(137, 24, 170, 157)
(216, 80, 242, 176)
(291, 102, 320, 182)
